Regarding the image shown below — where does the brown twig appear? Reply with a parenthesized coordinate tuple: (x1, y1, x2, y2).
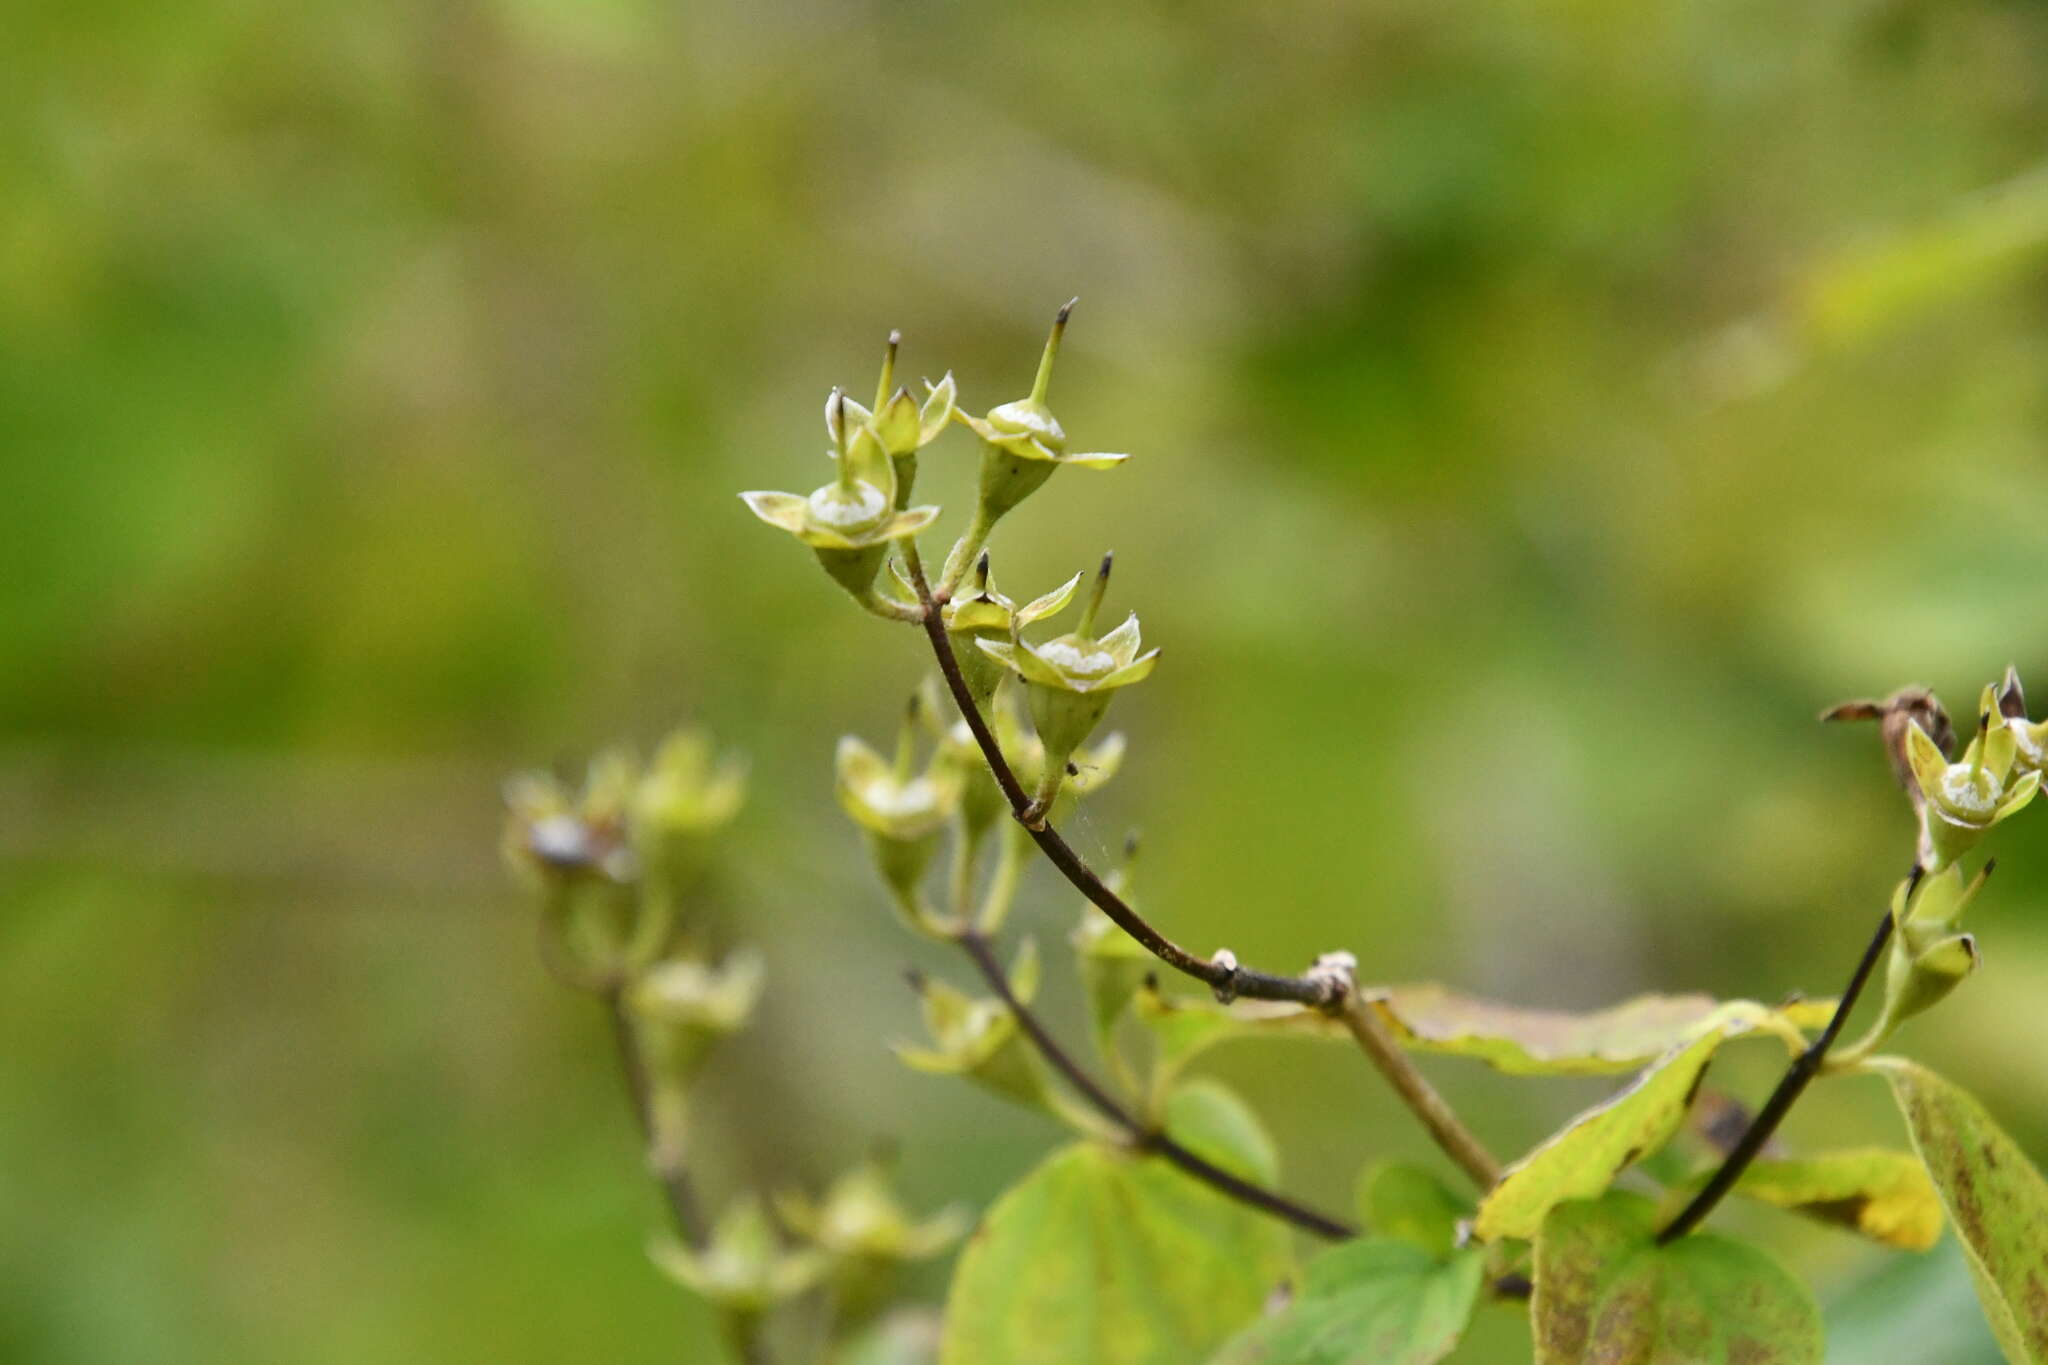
(908, 560, 1507, 1197)
(1339, 998, 1502, 1190)
(915, 588, 1336, 1008)
(956, 930, 1358, 1241)
(1655, 879, 1912, 1244)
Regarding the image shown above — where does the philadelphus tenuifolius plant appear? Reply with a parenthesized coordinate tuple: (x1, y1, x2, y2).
(498, 306, 2048, 1365)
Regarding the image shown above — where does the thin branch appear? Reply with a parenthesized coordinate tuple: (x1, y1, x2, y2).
(914, 587, 1336, 1008)
(1339, 998, 1502, 1190)
(910, 565, 1504, 1194)
(1655, 884, 1910, 1244)
(607, 988, 773, 1365)
(957, 930, 1358, 1242)
(605, 986, 709, 1246)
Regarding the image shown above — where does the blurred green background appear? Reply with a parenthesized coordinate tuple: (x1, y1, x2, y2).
(7, 0, 2048, 1360)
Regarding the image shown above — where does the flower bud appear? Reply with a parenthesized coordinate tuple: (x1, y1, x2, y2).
(1855, 862, 1997, 1052)
(631, 949, 766, 1081)
(1987, 666, 2048, 780)
(941, 556, 1083, 708)
(649, 1196, 824, 1315)
(628, 948, 766, 1175)
(893, 942, 1055, 1111)
(502, 758, 655, 987)
(776, 1157, 967, 1327)
(1903, 713, 2040, 871)
(1882, 930, 1979, 1030)
(859, 332, 957, 506)
(631, 729, 747, 920)
(976, 555, 1158, 818)
(634, 730, 746, 837)
(1072, 837, 1152, 1047)
(777, 1158, 966, 1267)
(836, 701, 967, 938)
(742, 389, 940, 608)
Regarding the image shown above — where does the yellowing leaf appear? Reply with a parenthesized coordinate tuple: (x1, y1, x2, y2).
(1533, 1191, 1821, 1364)
(941, 1084, 1293, 1365)
(1878, 1059, 2048, 1363)
(1475, 1029, 1724, 1243)
(1361, 986, 1829, 1076)
(1208, 1240, 1484, 1365)
(1671, 1148, 1942, 1251)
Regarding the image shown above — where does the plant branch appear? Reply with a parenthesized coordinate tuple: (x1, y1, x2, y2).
(910, 564, 1504, 1198)
(607, 987, 774, 1365)
(605, 985, 710, 1246)
(1338, 997, 1502, 1190)
(1654, 885, 1909, 1244)
(956, 929, 1358, 1242)
(913, 588, 1336, 1008)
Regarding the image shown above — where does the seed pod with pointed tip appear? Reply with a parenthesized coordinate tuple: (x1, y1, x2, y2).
(938, 302, 1129, 590)
(1902, 714, 2040, 870)
(742, 389, 941, 606)
(976, 555, 1159, 817)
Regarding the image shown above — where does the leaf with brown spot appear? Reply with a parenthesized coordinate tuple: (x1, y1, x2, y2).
(1878, 1060, 2048, 1362)
(1533, 1191, 1822, 1364)
(1668, 1148, 1942, 1251)
(1476, 1029, 1728, 1242)
(1360, 987, 1832, 1076)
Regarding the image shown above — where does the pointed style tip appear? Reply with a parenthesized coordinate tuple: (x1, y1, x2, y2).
(2000, 664, 2028, 718)
(1098, 550, 1114, 580)
(1057, 297, 1078, 324)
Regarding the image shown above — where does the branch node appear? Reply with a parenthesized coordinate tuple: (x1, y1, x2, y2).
(1210, 949, 1241, 1004)
(1306, 950, 1358, 1006)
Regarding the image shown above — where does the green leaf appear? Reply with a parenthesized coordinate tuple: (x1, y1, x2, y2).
(941, 1086, 1294, 1365)
(1475, 1029, 1723, 1243)
(1361, 987, 1829, 1076)
(1668, 1147, 1942, 1251)
(1133, 983, 1345, 1094)
(1166, 1079, 1281, 1185)
(1208, 1240, 1484, 1365)
(1356, 1162, 1469, 1260)
(1877, 1059, 2048, 1362)
(1533, 1191, 1822, 1364)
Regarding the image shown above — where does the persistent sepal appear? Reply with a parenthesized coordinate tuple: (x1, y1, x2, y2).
(894, 944, 1056, 1112)
(976, 557, 1159, 816)
(1905, 714, 2039, 871)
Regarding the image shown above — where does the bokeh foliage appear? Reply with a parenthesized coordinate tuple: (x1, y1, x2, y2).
(7, 0, 2048, 1360)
